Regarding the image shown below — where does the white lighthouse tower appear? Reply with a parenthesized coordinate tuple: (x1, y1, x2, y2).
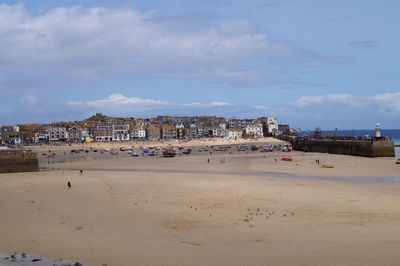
(375, 123, 381, 139)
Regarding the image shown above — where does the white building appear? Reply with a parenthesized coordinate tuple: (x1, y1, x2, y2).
(67, 127, 90, 142)
(48, 127, 68, 141)
(81, 128, 90, 139)
(130, 126, 146, 139)
(245, 123, 263, 136)
(96, 125, 113, 142)
(268, 124, 279, 135)
(113, 124, 130, 141)
(227, 128, 243, 139)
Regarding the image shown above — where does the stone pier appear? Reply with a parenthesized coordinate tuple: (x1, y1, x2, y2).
(0, 149, 39, 173)
(293, 139, 395, 157)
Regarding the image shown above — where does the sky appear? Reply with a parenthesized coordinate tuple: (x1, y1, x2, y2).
(0, 0, 399, 130)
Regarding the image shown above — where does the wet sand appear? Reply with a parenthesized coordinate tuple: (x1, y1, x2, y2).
(0, 151, 400, 265)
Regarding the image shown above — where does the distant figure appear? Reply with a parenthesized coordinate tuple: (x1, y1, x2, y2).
(207, 158, 210, 163)
(274, 158, 277, 162)
(80, 169, 83, 175)
(67, 181, 71, 189)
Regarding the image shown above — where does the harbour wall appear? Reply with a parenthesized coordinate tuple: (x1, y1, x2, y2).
(292, 139, 395, 157)
(0, 149, 39, 173)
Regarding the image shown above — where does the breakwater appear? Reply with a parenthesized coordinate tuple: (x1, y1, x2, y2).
(293, 139, 395, 157)
(0, 149, 39, 173)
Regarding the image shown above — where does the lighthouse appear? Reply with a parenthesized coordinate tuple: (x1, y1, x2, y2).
(375, 123, 381, 139)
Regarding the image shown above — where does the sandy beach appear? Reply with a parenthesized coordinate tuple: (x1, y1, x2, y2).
(1, 144, 400, 265)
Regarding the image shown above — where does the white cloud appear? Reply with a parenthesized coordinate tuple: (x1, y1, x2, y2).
(66, 100, 82, 106)
(253, 105, 268, 110)
(249, 91, 399, 129)
(67, 93, 169, 110)
(369, 92, 400, 113)
(183, 101, 231, 107)
(292, 94, 365, 107)
(84, 94, 169, 108)
(64, 93, 170, 118)
(211, 101, 230, 106)
(292, 92, 400, 113)
(20, 95, 38, 105)
(183, 102, 202, 107)
(0, 4, 332, 87)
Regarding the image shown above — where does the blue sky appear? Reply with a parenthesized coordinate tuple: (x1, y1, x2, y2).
(0, 0, 399, 129)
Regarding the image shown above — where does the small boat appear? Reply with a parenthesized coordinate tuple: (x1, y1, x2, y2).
(281, 156, 293, 161)
(395, 159, 400, 165)
(148, 150, 156, 156)
(182, 148, 192, 155)
(322, 164, 334, 168)
(162, 147, 177, 158)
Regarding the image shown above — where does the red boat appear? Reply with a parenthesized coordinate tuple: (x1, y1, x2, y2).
(281, 156, 293, 161)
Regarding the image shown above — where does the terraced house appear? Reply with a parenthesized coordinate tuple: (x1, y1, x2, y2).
(96, 125, 113, 142)
(160, 124, 177, 139)
(49, 127, 68, 142)
(113, 124, 130, 141)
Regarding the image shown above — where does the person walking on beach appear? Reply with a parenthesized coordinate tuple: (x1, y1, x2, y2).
(207, 158, 210, 163)
(67, 181, 71, 189)
(80, 169, 83, 175)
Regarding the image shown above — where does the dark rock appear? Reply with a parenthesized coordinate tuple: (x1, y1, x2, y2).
(74, 262, 83, 266)
(21, 253, 27, 258)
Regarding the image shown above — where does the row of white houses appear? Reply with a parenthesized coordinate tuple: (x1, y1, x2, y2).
(1, 117, 281, 144)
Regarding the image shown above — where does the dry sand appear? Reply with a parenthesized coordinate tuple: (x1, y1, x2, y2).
(1, 150, 400, 265)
